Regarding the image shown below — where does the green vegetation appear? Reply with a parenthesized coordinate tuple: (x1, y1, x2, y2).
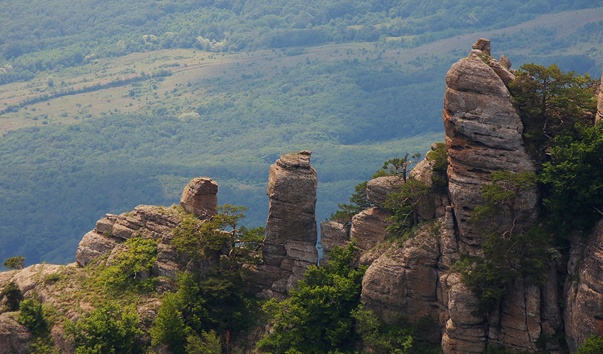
(0, 0, 596, 84)
(384, 178, 431, 238)
(352, 305, 414, 354)
(98, 237, 158, 292)
(456, 64, 601, 315)
(18, 297, 48, 336)
(577, 336, 603, 354)
(258, 241, 367, 353)
(151, 205, 263, 353)
(65, 301, 144, 354)
(3, 256, 25, 270)
(0, 281, 23, 311)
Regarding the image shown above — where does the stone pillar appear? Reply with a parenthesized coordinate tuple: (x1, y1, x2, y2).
(262, 151, 318, 297)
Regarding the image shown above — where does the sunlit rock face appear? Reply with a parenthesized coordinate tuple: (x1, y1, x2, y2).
(443, 39, 537, 255)
(261, 151, 318, 297)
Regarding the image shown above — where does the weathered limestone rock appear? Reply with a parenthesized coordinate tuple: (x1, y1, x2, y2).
(440, 272, 486, 354)
(488, 280, 541, 351)
(444, 40, 536, 255)
(361, 221, 442, 339)
(350, 207, 389, 251)
(262, 151, 318, 296)
(76, 204, 181, 270)
(180, 177, 218, 219)
(0, 313, 31, 354)
(366, 176, 404, 208)
(471, 38, 491, 56)
(319, 220, 348, 265)
(564, 219, 603, 351)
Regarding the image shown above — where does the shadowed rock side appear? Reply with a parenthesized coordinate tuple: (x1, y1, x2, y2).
(564, 219, 603, 351)
(258, 151, 318, 298)
(597, 71, 603, 124)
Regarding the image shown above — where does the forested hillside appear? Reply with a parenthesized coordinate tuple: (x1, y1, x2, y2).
(0, 0, 602, 266)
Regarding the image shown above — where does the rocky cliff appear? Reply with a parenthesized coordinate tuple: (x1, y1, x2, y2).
(1, 39, 602, 353)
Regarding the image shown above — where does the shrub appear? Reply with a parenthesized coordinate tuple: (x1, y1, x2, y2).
(18, 297, 47, 335)
(98, 237, 158, 292)
(3, 255, 25, 270)
(1, 281, 23, 311)
(577, 335, 603, 354)
(66, 301, 143, 354)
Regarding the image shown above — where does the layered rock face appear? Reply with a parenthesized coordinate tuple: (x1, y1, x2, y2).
(259, 151, 318, 297)
(564, 219, 603, 351)
(443, 39, 536, 254)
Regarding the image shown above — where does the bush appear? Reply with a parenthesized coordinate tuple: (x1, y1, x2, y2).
(577, 335, 603, 354)
(18, 297, 47, 335)
(98, 237, 158, 292)
(3, 255, 25, 269)
(66, 301, 143, 354)
(0, 281, 23, 311)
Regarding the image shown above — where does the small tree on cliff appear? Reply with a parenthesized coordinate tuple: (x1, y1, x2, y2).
(509, 63, 598, 163)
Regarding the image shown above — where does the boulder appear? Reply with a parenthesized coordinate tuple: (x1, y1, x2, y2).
(180, 177, 218, 219)
(350, 207, 389, 251)
(361, 221, 442, 339)
(366, 176, 404, 208)
(0, 313, 31, 354)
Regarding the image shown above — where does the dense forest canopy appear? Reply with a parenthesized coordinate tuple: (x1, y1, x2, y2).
(0, 1, 602, 266)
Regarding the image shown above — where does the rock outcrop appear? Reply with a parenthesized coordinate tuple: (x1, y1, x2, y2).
(259, 151, 318, 297)
(597, 71, 603, 123)
(180, 177, 218, 219)
(0, 313, 31, 354)
(444, 38, 537, 255)
(564, 219, 603, 351)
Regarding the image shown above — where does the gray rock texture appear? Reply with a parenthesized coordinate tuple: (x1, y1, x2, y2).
(260, 151, 318, 297)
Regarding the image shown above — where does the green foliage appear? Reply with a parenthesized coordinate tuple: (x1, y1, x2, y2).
(0, 281, 23, 311)
(456, 171, 553, 313)
(186, 331, 222, 354)
(384, 178, 431, 238)
(66, 301, 144, 354)
(98, 237, 158, 292)
(3, 255, 25, 270)
(258, 241, 367, 353)
(378, 153, 421, 181)
(426, 142, 448, 193)
(330, 181, 371, 225)
(540, 123, 603, 232)
(577, 335, 603, 354)
(510, 63, 598, 164)
(352, 305, 413, 354)
(151, 271, 259, 353)
(18, 297, 48, 336)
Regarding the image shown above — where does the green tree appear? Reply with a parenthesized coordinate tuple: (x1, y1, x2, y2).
(384, 178, 431, 237)
(186, 331, 222, 354)
(376, 153, 421, 181)
(66, 301, 143, 354)
(457, 171, 553, 313)
(258, 241, 367, 353)
(509, 63, 597, 163)
(540, 123, 603, 232)
(3, 256, 25, 270)
(329, 181, 372, 226)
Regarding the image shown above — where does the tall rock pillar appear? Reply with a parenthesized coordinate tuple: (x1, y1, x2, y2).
(261, 151, 318, 297)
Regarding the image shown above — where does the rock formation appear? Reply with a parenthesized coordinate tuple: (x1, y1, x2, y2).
(564, 219, 603, 351)
(259, 151, 318, 297)
(180, 177, 218, 219)
(444, 38, 537, 255)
